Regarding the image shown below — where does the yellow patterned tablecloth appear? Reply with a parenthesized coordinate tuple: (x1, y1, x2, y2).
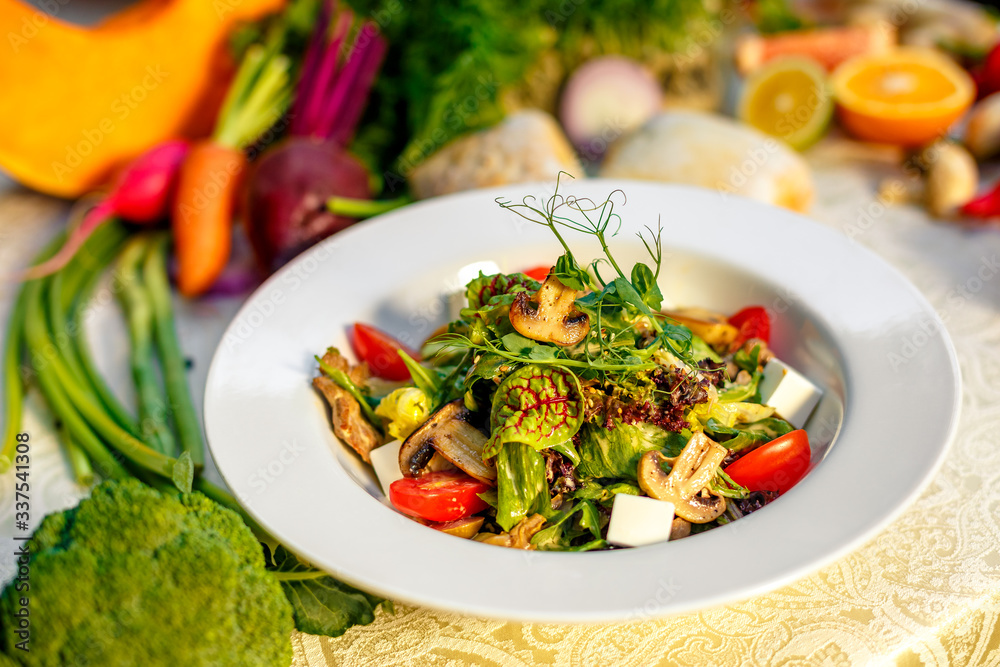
(2, 147, 999, 666)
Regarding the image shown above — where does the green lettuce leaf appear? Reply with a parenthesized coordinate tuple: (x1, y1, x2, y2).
(495, 442, 549, 531)
(575, 422, 686, 481)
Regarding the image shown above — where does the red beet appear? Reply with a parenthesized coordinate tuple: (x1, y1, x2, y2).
(243, 137, 370, 273)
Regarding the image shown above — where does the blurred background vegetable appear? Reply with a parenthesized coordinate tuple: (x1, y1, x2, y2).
(0, 0, 283, 198)
(243, 1, 386, 274)
(22, 141, 189, 280)
(173, 43, 293, 295)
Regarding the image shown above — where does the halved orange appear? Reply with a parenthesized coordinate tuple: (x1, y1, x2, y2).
(831, 48, 974, 146)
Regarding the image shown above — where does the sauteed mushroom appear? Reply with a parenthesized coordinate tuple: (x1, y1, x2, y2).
(662, 307, 739, 349)
(398, 400, 496, 483)
(637, 432, 728, 523)
(509, 273, 589, 346)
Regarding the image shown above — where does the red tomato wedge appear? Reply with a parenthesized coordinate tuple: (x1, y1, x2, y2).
(728, 306, 771, 350)
(351, 323, 418, 381)
(724, 429, 811, 495)
(389, 470, 491, 522)
(521, 265, 552, 281)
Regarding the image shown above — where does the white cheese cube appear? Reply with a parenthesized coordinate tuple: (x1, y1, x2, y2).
(606, 494, 676, 548)
(758, 358, 823, 429)
(369, 439, 405, 495)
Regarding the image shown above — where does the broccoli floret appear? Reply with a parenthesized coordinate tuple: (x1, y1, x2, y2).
(0, 480, 293, 667)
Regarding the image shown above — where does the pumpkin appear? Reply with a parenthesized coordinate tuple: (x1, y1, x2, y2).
(0, 0, 285, 198)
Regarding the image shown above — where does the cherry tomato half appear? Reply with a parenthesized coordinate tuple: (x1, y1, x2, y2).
(723, 429, 811, 495)
(728, 306, 771, 350)
(389, 470, 491, 522)
(351, 323, 418, 381)
(521, 265, 552, 281)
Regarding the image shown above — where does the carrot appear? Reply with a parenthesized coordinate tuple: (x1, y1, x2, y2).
(171, 143, 243, 295)
(736, 24, 895, 74)
(171, 44, 292, 297)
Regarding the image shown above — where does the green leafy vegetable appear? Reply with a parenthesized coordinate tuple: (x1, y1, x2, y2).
(575, 422, 685, 481)
(485, 364, 584, 458)
(315, 352, 382, 429)
(734, 344, 763, 375)
(573, 480, 642, 503)
(705, 417, 794, 452)
(495, 442, 550, 531)
(530, 499, 605, 551)
(267, 544, 390, 638)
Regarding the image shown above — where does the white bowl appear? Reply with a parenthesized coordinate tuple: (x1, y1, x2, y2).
(204, 180, 960, 621)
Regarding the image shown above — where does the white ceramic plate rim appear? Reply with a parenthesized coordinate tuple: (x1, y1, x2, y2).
(205, 180, 961, 622)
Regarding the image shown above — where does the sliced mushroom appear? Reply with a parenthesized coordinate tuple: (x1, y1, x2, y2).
(509, 274, 589, 346)
(670, 517, 691, 540)
(473, 514, 546, 549)
(662, 308, 739, 348)
(434, 516, 485, 539)
(637, 431, 728, 523)
(399, 400, 496, 483)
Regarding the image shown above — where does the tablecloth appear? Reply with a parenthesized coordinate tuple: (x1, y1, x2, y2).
(2, 143, 999, 666)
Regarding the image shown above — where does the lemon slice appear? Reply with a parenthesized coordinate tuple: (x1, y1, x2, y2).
(738, 57, 833, 151)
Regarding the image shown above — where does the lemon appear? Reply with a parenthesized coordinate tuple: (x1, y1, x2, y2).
(738, 56, 833, 150)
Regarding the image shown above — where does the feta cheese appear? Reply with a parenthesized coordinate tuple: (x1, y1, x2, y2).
(369, 439, 405, 495)
(606, 494, 676, 548)
(758, 358, 823, 429)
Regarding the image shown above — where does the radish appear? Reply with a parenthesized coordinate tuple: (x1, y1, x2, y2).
(558, 56, 663, 162)
(243, 1, 389, 274)
(24, 140, 190, 279)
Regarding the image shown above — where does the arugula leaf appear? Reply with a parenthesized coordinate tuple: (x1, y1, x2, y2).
(529, 499, 604, 550)
(734, 344, 762, 374)
(573, 480, 642, 503)
(267, 544, 390, 638)
(704, 417, 794, 452)
(484, 365, 584, 458)
(578, 500, 602, 539)
(495, 442, 549, 531)
(397, 350, 443, 398)
(315, 354, 382, 429)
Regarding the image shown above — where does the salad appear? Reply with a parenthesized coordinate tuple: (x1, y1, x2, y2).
(313, 180, 821, 551)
